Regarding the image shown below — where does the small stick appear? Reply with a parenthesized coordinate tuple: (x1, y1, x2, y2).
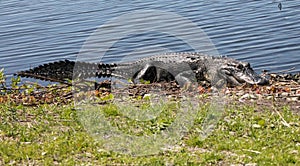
(272, 105, 291, 128)
(242, 149, 261, 154)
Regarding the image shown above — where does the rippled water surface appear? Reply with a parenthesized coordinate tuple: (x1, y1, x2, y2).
(1, 0, 299, 79)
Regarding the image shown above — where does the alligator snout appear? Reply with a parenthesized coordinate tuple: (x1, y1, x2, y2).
(235, 69, 269, 86)
(255, 76, 269, 85)
(223, 62, 269, 86)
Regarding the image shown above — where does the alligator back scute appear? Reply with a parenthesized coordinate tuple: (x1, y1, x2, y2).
(16, 60, 75, 82)
(16, 60, 119, 83)
(73, 62, 115, 79)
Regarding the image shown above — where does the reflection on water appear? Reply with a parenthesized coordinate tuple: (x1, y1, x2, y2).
(0, 0, 299, 80)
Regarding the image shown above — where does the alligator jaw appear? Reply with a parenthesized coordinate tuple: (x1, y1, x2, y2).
(234, 69, 269, 85)
(219, 61, 269, 87)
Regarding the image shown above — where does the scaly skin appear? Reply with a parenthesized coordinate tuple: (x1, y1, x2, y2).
(16, 52, 269, 87)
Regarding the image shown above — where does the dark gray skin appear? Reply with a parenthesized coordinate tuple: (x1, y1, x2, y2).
(16, 52, 269, 87)
(215, 60, 269, 86)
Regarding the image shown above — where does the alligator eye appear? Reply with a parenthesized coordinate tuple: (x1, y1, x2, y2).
(237, 64, 243, 70)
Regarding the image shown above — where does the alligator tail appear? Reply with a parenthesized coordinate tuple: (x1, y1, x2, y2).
(16, 60, 117, 83)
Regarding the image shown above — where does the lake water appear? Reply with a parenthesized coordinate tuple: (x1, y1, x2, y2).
(1, 0, 299, 81)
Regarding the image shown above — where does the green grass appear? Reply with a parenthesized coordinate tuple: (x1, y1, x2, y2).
(0, 101, 299, 165)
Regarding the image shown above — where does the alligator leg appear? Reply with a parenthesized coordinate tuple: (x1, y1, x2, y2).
(175, 70, 197, 87)
(132, 63, 175, 83)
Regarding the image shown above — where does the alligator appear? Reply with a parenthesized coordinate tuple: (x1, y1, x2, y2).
(16, 52, 269, 87)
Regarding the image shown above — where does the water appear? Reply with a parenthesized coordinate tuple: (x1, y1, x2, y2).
(0, 0, 299, 81)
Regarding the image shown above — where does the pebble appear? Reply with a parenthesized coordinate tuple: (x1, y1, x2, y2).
(287, 97, 299, 102)
(281, 92, 289, 97)
(239, 93, 258, 102)
(236, 91, 245, 96)
(143, 94, 152, 98)
(252, 124, 261, 128)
